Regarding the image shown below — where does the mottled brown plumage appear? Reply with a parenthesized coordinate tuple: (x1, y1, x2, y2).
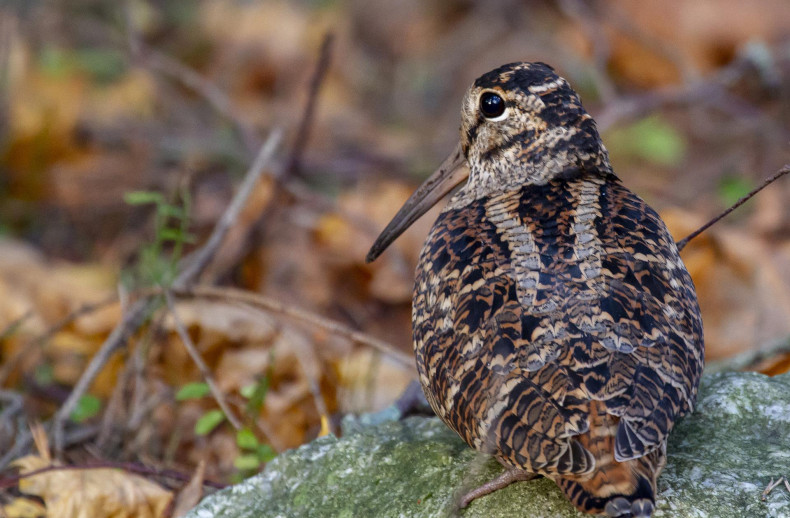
(367, 62, 704, 517)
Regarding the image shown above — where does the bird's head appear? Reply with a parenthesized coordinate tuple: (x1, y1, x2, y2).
(366, 62, 611, 263)
(460, 62, 611, 192)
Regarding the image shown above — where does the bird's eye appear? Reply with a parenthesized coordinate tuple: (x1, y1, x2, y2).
(479, 92, 506, 119)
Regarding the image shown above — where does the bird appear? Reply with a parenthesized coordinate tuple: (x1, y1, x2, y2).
(366, 62, 704, 517)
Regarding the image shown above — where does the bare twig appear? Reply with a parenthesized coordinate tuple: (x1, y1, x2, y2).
(0, 390, 24, 426)
(172, 285, 414, 368)
(0, 390, 24, 444)
(164, 290, 241, 430)
(286, 32, 334, 177)
(52, 297, 154, 453)
(191, 31, 333, 282)
(294, 341, 335, 436)
(0, 460, 226, 491)
(191, 36, 333, 282)
(676, 164, 790, 251)
(96, 344, 133, 450)
(126, 313, 164, 437)
(175, 129, 283, 287)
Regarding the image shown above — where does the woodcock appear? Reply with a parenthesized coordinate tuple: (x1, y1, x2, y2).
(366, 62, 704, 517)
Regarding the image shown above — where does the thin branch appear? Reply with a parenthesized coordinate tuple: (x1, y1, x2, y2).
(174, 129, 283, 288)
(184, 33, 334, 283)
(171, 285, 415, 369)
(164, 291, 241, 430)
(0, 460, 226, 491)
(125, 313, 164, 437)
(294, 343, 335, 436)
(52, 297, 154, 453)
(95, 344, 133, 451)
(285, 32, 334, 177)
(676, 164, 790, 251)
(0, 390, 24, 443)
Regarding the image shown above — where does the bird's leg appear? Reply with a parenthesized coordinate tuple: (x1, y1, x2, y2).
(460, 468, 538, 508)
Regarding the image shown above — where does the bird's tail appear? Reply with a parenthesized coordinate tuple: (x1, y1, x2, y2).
(554, 401, 665, 517)
(556, 468, 658, 517)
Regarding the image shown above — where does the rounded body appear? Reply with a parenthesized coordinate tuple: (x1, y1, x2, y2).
(413, 173, 704, 515)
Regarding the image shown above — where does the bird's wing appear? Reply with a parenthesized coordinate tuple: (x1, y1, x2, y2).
(587, 179, 704, 461)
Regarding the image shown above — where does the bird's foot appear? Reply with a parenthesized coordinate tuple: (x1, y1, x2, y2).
(460, 468, 538, 508)
(762, 476, 790, 501)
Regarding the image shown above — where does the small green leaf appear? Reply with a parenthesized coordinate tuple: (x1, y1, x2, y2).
(38, 46, 73, 78)
(157, 204, 187, 219)
(34, 364, 54, 386)
(718, 176, 754, 207)
(158, 228, 196, 244)
(158, 227, 186, 242)
(606, 116, 686, 167)
(236, 428, 259, 450)
(233, 453, 262, 471)
(240, 384, 257, 399)
(74, 48, 127, 84)
(194, 410, 225, 436)
(176, 382, 210, 401)
(70, 395, 102, 423)
(124, 191, 164, 206)
(245, 364, 272, 414)
(257, 443, 276, 463)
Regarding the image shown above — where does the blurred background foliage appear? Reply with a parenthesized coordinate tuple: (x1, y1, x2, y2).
(0, 0, 789, 501)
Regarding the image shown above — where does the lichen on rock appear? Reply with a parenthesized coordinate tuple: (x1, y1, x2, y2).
(187, 372, 790, 518)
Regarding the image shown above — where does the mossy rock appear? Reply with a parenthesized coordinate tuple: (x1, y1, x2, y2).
(187, 372, 790, 517)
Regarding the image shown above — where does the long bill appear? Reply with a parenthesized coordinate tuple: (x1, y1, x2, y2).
(366, 142, 469, 263)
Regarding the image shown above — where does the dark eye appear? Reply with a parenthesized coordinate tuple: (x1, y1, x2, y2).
(479, 92, 506, 119)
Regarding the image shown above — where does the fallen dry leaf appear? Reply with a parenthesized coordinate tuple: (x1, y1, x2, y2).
(756, 352, 790, 376)
(2, 497, 47, 518)
(13, 455, 172, 518)
(170, 460, 206, 518)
